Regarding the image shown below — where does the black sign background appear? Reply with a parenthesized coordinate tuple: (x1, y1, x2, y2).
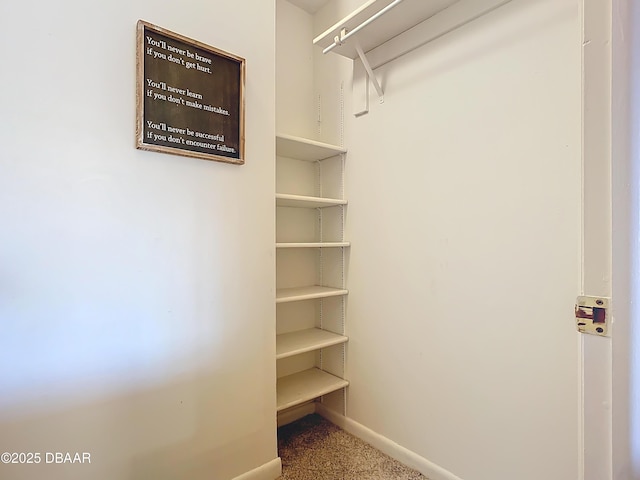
(136, 21, 245, 164)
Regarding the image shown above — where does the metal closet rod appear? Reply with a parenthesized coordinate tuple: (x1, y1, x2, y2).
(322, 0, 406, 54)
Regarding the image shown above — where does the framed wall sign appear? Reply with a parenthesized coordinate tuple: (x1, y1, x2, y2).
(136, 20, 245, 165)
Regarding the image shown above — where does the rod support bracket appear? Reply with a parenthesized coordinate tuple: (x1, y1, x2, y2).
(334, 27, 347, 46)
(354, 41, 384, 102)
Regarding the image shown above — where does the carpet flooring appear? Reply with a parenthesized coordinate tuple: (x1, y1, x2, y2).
(277, 414, 428, 480)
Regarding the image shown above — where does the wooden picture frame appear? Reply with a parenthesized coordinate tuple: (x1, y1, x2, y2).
(136, 20, 245, 165)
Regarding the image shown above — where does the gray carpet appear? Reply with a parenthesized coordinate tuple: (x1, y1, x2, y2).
(277, 414, 429, 480)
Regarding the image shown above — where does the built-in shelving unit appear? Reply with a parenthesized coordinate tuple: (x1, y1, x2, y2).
(275, 133, 348, 418)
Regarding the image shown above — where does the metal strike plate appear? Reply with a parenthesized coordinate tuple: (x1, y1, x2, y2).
(575, 296, 610, 336)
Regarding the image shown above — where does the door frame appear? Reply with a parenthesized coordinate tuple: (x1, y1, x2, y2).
(582, 0, 636, 478)
(610, 1, 638, 478)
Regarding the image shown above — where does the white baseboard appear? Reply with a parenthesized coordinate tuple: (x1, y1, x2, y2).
(316, 404, 464, 480)
(231, 457, 282, 480)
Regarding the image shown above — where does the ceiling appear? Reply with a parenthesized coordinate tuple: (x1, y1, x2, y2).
(286, 0, 332, 14)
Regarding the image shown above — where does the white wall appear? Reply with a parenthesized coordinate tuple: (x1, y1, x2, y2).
(0, 1, 277, 480)
(311, 0, 582, 479)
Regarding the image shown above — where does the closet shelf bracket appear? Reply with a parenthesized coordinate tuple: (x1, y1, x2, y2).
(353, 37, 384, 103)
(329, 27, 384, 103)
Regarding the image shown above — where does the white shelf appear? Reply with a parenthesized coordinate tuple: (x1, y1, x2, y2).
(313, 0, 458, 59)
(276, 286, 348, 303)
(276, 193, 347, 209)
(276, 328, 348, 360)
(276, 368, 349, 412)
(276, 133, 346, 161)
(276, 242, 350, 248)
